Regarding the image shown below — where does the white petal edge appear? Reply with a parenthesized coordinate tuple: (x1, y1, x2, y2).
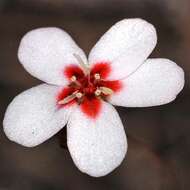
(67, 101, 127, 177)
(88, 18, 157, 80)
(109, 58, 185, 107)
(3, 84, 74, 147)
(18, 27, 87, 86)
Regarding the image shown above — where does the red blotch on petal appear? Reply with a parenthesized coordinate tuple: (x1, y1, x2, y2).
(80, 97, 102, 119)
(91, 62, 111, 79)
(56, 87, 76, 108)
(64, 64, 84, 80)
(100, 80, 123, 93)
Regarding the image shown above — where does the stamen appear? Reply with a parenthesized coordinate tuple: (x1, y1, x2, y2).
(99, 87, 113, 95)
(58, 94, 76, 105)
(58, 91, 79, 105)
(94, 73, 101, 80)
(73, 53, 89, 75)
(95, 89, 101, 96)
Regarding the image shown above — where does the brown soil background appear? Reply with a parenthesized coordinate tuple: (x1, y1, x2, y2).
(0, 0, 190, 189)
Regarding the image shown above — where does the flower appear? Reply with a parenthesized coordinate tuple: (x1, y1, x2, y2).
(3, 18, 184, 177)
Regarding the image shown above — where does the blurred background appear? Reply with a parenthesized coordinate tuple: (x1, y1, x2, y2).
(0, 0, 190, 189)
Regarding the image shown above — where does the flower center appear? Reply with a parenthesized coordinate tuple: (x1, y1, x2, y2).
(57, 54, 122, 118)
(58, 76, 113, 106)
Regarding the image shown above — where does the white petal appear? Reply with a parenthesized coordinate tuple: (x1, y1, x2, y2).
(88, 18, 157, 80)
(3, 84, 74, 147)
(18, 27, 87, 86)
(109, 58, 184, 107)
(67, 101, 127, 177)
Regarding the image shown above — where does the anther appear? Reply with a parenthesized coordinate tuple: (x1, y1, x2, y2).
(70, 75, 81, 87)
(95, 89, 101, 96)
(76, 92, 83, 99)
(94, 73, 101, 80)
(99, 87, 113, 95)
(70, 75, 77, 82)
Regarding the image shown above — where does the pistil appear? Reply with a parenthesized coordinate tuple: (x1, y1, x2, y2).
(73, 53, 90, 75)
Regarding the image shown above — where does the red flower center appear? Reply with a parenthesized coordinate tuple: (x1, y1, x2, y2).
(57, 57, 122, 118)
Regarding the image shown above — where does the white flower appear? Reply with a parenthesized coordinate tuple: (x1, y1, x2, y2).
(3, 18, 184, 177)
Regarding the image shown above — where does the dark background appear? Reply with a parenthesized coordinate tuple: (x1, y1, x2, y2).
(0, 0, 190, 189)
